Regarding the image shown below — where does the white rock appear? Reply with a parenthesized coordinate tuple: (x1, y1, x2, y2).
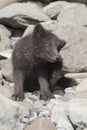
(43, 1, 70, 18)
(67, 98, 87, 126)
(74, 78, 87, 93)
(0, 49, 12, 59)
(54, 24, 87, 73)
(57, 3, 87, 26)
(1, 59, 13, 82)
(0, 95, 29, 130)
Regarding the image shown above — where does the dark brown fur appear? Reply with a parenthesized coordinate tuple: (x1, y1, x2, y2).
(12, 24, 66, 100)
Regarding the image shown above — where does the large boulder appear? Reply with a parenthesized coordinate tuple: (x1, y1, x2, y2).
(0, 0, 23, 9)
(0, 2, 50, 29)
(53, 24, 87, 73)
(57, 3, 87, 26)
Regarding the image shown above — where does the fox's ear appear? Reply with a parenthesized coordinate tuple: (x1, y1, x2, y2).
(33, 24, 46, 38)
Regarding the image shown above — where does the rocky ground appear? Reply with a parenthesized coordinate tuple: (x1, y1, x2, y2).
(0, 0, 87, 130)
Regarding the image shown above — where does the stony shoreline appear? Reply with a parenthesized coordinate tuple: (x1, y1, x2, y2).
(0, 1, 87, 130)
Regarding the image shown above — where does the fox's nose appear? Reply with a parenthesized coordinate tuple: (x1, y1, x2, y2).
(62, 40, 66, 47)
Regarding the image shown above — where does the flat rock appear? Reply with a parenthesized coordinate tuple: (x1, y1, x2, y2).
(0, 2, 50, 29)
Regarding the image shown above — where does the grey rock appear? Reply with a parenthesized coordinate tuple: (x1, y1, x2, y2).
(57, 3, 87, 26)
(1, 59, 13, 82)
(67, 98, 87, 128)
(51, 102, 74, 130)
(0, 95, 29, 130)
(54, 24, 87, 73)
(0, 25, 11, 51)
(0, 2, 50, 29)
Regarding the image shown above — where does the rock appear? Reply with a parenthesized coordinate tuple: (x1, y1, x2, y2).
(57, 3, 87, 26)
(67, 0, 87, 5)
(18, 98, 34, 111)
(0, 2, 50, 29)
(0, 70, 2, 80)
(63, 87, 77, 101)
(25, 117, 56, 130)
(51, 101, 74, 130)
(43, 1, 69, 18)
(54, 24, 87, 73)
(57, 128, 66, 130)
(67, 98, 87, 128)
(34, 100, 46, 109)
(22, 25, 34, 37)
(0, 49, 12, 59)
(38, 110, 51, 118)
(65, 73, 87, 79)
(0, 0, 23, 9)
(0, 24, 11, 51)
(0, 95, 29, 130)
(74, 78, 87, 92)
(1, 59, 13, 82)
(25, 92, 39, 102)
(0, 84, 13, 98)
